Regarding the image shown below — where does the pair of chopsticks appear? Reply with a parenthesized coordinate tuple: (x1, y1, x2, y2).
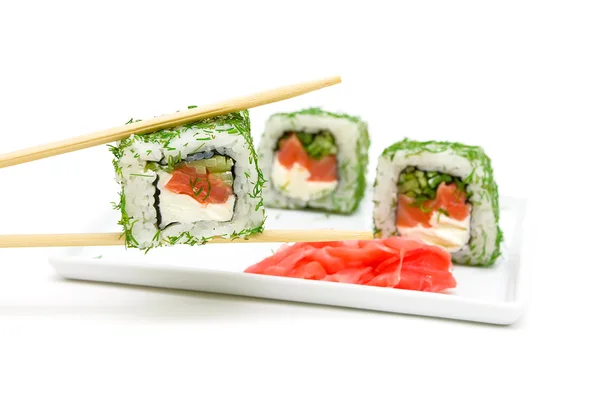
(0, 76, 373, 248)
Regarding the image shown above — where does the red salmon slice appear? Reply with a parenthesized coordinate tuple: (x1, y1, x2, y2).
(243, 236, 457, 293)
(164, 166, 233, 205)
(276, 134, 338, 182)
(396, 195, 434, 227)
(276, 134, 309, 169)
(307, 155, 337, 182)
(396, 182, 471, 228)
(434, 182, 471, 220)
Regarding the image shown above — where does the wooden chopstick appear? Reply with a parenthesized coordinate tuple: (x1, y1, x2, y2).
(0, 230, 373, 248)
(0, 76, 341, 169)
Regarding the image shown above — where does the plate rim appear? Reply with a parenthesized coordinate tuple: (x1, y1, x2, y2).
(47, 195, 530, 325)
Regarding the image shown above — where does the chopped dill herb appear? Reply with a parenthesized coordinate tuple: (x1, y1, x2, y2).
(437, 208, 449, 217)
(190, 177, 204, 197)
(437, 207, 449, 222)
(373, 224, 382, 238)
(165, 153, 183, 172)
(479, 231, 488, 261)
(191, 143, 206, 153)
(130, 173, 154, 178)
(203, 177, 212, 200)
(420, 202, 433, 213)
(271, 107, 363, 124)
(277, 180, 291, 193)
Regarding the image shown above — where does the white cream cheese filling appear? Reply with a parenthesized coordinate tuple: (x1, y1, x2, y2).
(397, 211, 471, 253)
(271, 157, 338, 201)
(156, 171, 235, 227)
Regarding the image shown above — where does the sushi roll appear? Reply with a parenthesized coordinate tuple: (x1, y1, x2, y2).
(109, 109, 266, 250)
(257, 108, 370, 214)
(372, 139, 503, 266)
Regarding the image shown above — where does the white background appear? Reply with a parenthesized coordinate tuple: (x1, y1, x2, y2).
(0, 0, 598, 396)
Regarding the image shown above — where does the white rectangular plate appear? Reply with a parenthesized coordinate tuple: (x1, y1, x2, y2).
(48, 191, 529, 325)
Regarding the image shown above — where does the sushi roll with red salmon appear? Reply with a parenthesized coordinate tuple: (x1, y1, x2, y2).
(258, 108, 370, 214)
(372, 139, 503, 266)
(109, 109, 266, 250)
